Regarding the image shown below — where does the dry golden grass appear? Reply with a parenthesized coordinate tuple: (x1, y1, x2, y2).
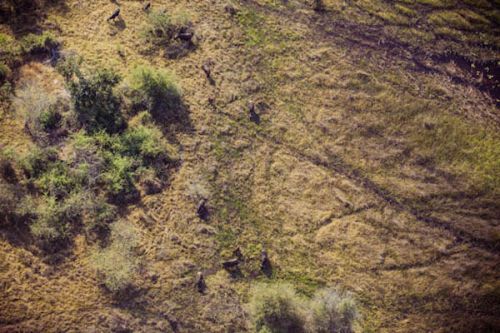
(0, 0, 499, 332)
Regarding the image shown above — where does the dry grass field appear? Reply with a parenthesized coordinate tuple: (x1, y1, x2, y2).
(0, 0, 499, 332)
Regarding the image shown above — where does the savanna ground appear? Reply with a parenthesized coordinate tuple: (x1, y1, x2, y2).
(1, 0, 500, 332)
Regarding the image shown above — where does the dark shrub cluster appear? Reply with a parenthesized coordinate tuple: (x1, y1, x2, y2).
(6, 62, 180, 249)
(69, 69, 125, 134)
(128, 65, 182, 122)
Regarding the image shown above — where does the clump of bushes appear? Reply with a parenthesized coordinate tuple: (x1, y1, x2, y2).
(142, 9, 195, 58)
(21, 32, 59, 55)
(249, 283, 306, 333)
(90, 220, 139, 293)
(14, 82, 73, 145)
(142, 9, 190, 46)
(69, 68, 125, 134)
(68, 120, 176, 202)
(129, 65, 181, 116)
(56, 53, 82, 80)
(248, 283, 358, 333)
(306, 289, 358, 333)
(27, 195, 77, 244)
(5, 58, 178, 251)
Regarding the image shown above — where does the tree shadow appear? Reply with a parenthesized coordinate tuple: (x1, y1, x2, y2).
(109, 16, 126, 32)
(0, 0, 70, 37)
(227, 267, 244, 280)
(148, 94, 194, 144)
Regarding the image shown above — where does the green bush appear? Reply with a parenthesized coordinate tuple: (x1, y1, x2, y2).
(121, 124, 168, 161)
(84, 198, 117, 234)
(38, 105, 62, 131)
(129, 65, 181, 119)
(248, 283, 306, 333)
(68, 126, 172, 201)
(21, 32, 59, 55)
(102, 153, 137, 200)
(56, 53, 83, 80)
(35, 161, 81, 199)
(143, 10, 177, 44)
(29, 195, 73, 243)
(90, 220, 139, 293)
(306, 289, 358, 333)
(69, 69, 125, 134)
(248, 284, 358, 333)
(0, 33, 21, 65)
(14, 81, 71, 144)
(142, 9, 190, 45)
(20, 147, 58, 178)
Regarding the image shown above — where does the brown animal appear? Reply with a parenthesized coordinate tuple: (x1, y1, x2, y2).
(196, 271, 206, 293)
(261, 250, 271, 274)
(248, 102, 260, 124)
(233, 247, 244, 261)
(222, 258, 239, 270)
(197, 199, 209, 220)
(107, 7, 120, 21)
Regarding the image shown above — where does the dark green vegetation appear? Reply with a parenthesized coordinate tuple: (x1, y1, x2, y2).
(1, 46, 179, 291)
(10, 62, 179, 245)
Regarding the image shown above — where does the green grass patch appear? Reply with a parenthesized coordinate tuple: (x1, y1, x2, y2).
(21, 32, 59, 54)
(428, 11, 473, 30)
(237, 8, 267, 46)
(394, 4, 417, 17)
(412, 115, 500, 194)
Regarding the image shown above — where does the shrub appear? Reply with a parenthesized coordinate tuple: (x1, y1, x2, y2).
(0, 32, 21, 64)
(56, 53, 82, 81)
(29, 195, 72, 243)
(120, 124, 168, 161)
(248, 283, 306, 333)
(306, 289, 358, 333)
(68, 131, 107, 187)
(69, 69, 125, 134)
(84, 198, 117, 234)
(102, 153, 138, 201)
(248, 284, 359, 333)
(129, 65, 181, 119)
(21, 32, 59, 55)
(14, 81, 71, 144)
(0, 150, 17, 183)
(142, 9, 190, 45)
(90, 220, 139, 293)
(143, 10, 177, 44)
(35, 161, 80, 199)
(20, 147, 58, 178)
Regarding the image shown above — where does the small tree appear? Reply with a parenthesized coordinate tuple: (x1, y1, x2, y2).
(90, 220, 139, 293)
(248, 283, 306, 333)
(306, 289, 358, 333)
(69, 69, 125, 134)
(129, 65, 181, 120)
